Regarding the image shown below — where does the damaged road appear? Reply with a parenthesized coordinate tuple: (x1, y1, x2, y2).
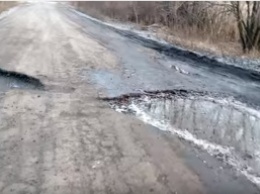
(0, 2, 259, 194)
(103, 90, 260, 190)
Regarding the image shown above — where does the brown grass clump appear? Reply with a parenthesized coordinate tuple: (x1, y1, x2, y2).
(0, 1, 17, 13)
(71, 1, 260, 58)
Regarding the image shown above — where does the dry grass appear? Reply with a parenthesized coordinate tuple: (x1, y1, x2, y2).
(0, 2, 17, 13)
(72, 1, 260, 59)
(140, 23, 260, 59)
(154, 26, 243, 57)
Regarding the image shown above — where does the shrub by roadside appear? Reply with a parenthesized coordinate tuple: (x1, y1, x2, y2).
(71, 1, 260, 60)
(0, 2, 17, 13)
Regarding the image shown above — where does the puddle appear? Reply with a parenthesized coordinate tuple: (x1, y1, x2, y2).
(103, 90, 260, 187)
(0, 69, 44, 92)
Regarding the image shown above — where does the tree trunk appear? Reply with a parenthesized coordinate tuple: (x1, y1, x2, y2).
(233, 1, 260, 52)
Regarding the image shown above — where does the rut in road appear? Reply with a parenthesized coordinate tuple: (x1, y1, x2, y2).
(102, 90, 260, 188)
(0, 2, 259, 194)
(0, 68, 44, 91)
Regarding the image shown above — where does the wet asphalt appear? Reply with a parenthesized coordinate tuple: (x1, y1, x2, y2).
(64, 7, 260, 107)
(0, 69, 44, 92)
(62, 6, 260, 194)
(0, 3, 259, 193)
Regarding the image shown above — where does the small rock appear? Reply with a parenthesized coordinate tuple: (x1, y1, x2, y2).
(243, 153, 253, 160)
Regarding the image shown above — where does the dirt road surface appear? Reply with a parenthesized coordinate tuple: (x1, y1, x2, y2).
(0, 3, 259, 194)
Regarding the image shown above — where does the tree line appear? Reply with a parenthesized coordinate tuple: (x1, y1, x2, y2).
(72, 1, 260, 53)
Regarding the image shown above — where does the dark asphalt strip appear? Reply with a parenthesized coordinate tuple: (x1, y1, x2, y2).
(109, 27, 260, 83)
(70, 8, 260, 83)
(0, 68, 44, 91)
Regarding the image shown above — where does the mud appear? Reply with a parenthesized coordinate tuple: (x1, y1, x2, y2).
(0, 2, 259, 194)
(68, 6, 260, 193)
(0, 3, 210, 194)
(0, 68, 44, 92)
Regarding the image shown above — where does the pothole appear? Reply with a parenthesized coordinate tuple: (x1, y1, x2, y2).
(102, 90, 260, 187)
(0, 69, 44, 92)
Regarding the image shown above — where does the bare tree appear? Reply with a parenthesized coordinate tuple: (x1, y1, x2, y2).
(232, 1, 260, 52)
(72, 1, 260, 54)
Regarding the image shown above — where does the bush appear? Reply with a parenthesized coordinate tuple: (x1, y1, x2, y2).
(72, 1, 260, 54)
